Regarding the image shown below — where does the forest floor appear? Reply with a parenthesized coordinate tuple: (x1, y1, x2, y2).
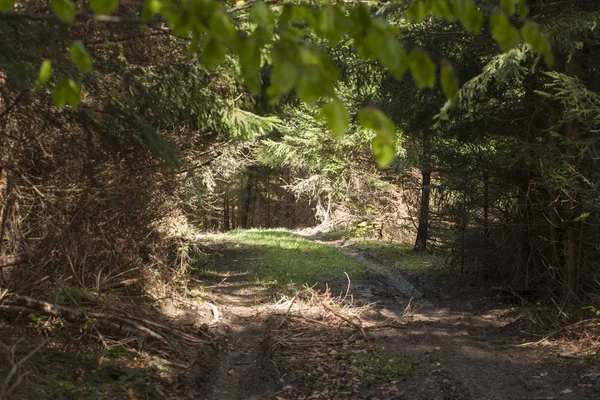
(2, 229, 600, 399)
(181, 229, 600, 400)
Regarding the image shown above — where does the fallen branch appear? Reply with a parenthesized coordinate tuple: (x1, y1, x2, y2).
(318, 298, 367, 339)
(2, 295, 169, 344)
(277, 296, 297, 329)
(0, 253, 29, 269)
(1, 338, 49, 398)
(205, 302, 220, 326)
(518, 318, 600, 347)
(99, 278, 140, 292)
(3, 293, 214, 346)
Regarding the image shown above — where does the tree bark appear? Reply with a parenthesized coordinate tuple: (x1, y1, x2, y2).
(223, 190, 230, 231)
(414, 130, 431, 252)
(265, 171, 271, 228)
(483, 171, 490, 249)
(563, 52, 581, 294)
(241, 171, 253, 229)
(460, 188, 467, 267)
(285, 168, 295, 228)
(0, 167, 9, 255)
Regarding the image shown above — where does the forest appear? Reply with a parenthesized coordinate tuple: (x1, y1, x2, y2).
(1, 0, 600, 399)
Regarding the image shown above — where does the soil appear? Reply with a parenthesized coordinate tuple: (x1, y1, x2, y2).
(185, 237, 600, 400)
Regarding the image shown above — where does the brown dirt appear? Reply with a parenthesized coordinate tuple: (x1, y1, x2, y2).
(5, 238, 598, 399)
(186, 239, 600, 400)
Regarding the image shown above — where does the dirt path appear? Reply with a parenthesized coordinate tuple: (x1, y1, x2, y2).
(334, 240, 600, 400)
(184, 249, 281, 399)
(188, 236, 600, 400)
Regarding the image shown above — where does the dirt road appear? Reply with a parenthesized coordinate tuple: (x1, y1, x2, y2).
(186, 236, 600, 400)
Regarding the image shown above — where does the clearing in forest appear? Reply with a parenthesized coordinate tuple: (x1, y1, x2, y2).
(2, 229, 599, 399)
(184, 229, 600, 400)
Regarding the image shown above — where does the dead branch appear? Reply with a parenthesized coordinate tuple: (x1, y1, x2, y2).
(0, 338, 49, 398)
(518, 318, 600, 347)
(0, 253, 29, 269)
(1, 293, 213, 346)
(205, 302, 220, 326)
(1, 294, 169, 344)
(317, 298, 367, 339)
(277, 296, 297, 329)
(341, 272, 351, 302)
(99, 278, 140, 292)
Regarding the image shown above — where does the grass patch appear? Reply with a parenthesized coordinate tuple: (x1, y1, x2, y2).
(320, 229, 351, 241)
(355, 240, 444, 275)
(206, 229, 363, 287)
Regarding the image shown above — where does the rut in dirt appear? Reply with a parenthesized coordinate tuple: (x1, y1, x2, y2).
(198, 317, 278, 400)
(183, 247, 284, 400)
(187, 234, 599, 400)
(330, 240, 600, 400)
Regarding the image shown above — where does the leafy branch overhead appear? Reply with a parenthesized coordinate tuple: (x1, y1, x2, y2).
(0, 0, 553, 166)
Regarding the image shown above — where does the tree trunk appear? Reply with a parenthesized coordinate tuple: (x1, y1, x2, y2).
(414, 130, 431, 252)
(547, 103, 563, 271)
(285, 169, 295, 228)
(241, 171, 253, 229)
(563, 52, 581, 294)
(460, 187, 467, 268)
(223, 190, 230, 231)
(483, 171, 490, 249)
(231, 202, 237, 230)
(265, 171, 270, 228)
(0, 167, 8, 255)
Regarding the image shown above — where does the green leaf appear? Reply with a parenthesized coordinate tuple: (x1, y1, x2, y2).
(381, 38, 408, 80)
(142, 0, 163, 22)
(319, 100, 349, 137)
(365, 31, 408, 79)
(89, 0, 118, 15)
(250, 1, 275, 31)
(406, 1, 428, 21)
(501, 0, 517, 14)
(574, 212, 590, 222)
(200, 37, 227, 69)
(53, 78, 81, 108)
(409, 49, 436, 89)
(491, 12, 520, 52)
(50, 0, 76, 23)
(70, 41, 93, 73)
(358, 107, 397, 167)
(209, 10, 237, 43)
(267, 61, 299, 97)
(521, 21, 553, 65)
(317, 5, 345, 46)
(431, 0, 452, 19)
(0, 0, 15, 13)
(459, 1, 482, 33)
(518, 1, 529, 17)
(299, 47, 322, 67)
(363, 31, 384, 61)
(440, 62, 458, 100)
(349, 3, 371, 30)
(188, 35, 201, 54)
(238, 38, 261, 93)
(372, 133, 395, 167)
(35, 60, 52, 87)
(296, 74, 322, 106)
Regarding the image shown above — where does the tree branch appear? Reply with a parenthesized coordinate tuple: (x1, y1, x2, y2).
(0, 2, 264, 25)
(0, 90, 29, 122)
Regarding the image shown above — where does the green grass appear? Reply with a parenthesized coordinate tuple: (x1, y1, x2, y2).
(355, 240, 444, 275)
(208, 229, 363, 286)
(320, 229, 352, 241)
